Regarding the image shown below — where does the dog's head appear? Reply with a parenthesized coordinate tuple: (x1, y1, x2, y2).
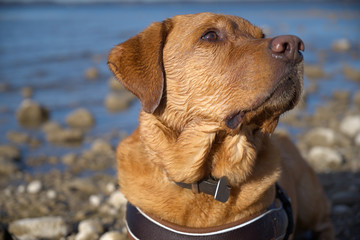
(108, 12, 304, 134)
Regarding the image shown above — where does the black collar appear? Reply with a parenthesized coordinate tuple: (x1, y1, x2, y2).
(175, 176, 231, 203)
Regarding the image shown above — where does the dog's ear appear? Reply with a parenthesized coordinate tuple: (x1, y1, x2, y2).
(108, 20, 172, 113)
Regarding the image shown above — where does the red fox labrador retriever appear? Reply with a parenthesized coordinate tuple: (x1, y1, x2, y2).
(108, 12, 334, 240)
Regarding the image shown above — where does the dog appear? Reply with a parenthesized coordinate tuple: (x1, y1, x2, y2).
(108, 12, 334, 240)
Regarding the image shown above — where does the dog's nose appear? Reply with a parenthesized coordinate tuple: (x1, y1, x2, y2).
(269, 35, 305, 63)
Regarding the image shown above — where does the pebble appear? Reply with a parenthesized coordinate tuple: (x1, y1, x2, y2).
(108, 190, 127, 210)
(109, 77, 126, 92)
(46, 128, 83, 145)
(9, 216, 69, 240)
(332, 38, 351, 52)
(100, 231, 127, 240)
(339, 115, 360, 138)
(62, 153, 77, 165)
(21, 86, 33, 98)
(66, 108, 95, 128)
(16, 99, 49, 127)
(6, 131, 30, 144)
(343, 65, 360, 82)
(85, 67, 99, 80)
(307, 146, 343, 172)
(0, 157, 20, 175)
(47, 189, 57, 199)
(355, 133, 360, 146)
(0, 144, 21, 161)
(354, 91, 360, 107)
(104, 92, 136, 112)
(332, 191, 360, 205)
(106, 182, 117, 193)
(27, 180, 42, 194)
(303, 127, 336, 147)
(75, 219, 103, 240)
(91, 139, 114, 154)
(89, 194, 104, 207)
(304, 64, 326, 79)
(332, 205, 351, 216)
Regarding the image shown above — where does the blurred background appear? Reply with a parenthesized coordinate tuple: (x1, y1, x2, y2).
(0, 1, 359, 240)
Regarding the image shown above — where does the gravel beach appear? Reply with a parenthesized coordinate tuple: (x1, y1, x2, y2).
(1, 2, 359, 240)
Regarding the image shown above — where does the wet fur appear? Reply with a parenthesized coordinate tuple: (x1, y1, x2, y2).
(108, 13, 334, 239)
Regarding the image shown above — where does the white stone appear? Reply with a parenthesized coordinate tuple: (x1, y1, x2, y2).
(106, 182, 116, 193)
(304, 127, 336, 147)
(340, 115, 360, 138)
(78, 219, 103, 235)
(89, 194, 104, 207)
(17, 185, 25, 193)
(75, 231, 98, 240)
(9, 216, 69, 240)
(100, 231, 126, 240)
(307, 146, 343, 172)
(27, 180, 42, 194)
(47, 189, 57, 199)
(108, 190, 127, 210)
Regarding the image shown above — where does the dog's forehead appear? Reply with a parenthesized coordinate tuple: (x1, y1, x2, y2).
(171, 13, 263, 38)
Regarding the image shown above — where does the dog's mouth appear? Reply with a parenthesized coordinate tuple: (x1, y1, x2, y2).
(225, 70, 302, 132)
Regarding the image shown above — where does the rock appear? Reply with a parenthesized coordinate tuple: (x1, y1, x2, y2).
(27, 180, 42, 194)
(8, 216, 69, 240)
(304, 64, 326, 79)
(0, 82, 10, 92)
(42, 121, 62, 133)
(0, 157, 20, 175)
(66, 108, 95, 128)
(343, 65, 360, 82)
(355, 133, 360, 146)
(104, 92, 136, 112)
(106, 182, 116, 193)
(91, 139, 114, 154)
(100, 231, 127, 240)
(62, 153, 77, 165)
(21, 86, 33, 98)
(47, 189, 57, 199)
(339, 115, 360, 138)
(108, 191, 127, 210)
(66, 178, 97, 194)
(89, 194, 104, 207)
(332, 191, 360, 205)
(332, 90, 350, 104)
(85, 67, 99, 80)
(6, 131, 30, 144)
(0, 144, 21, 161)
(303, 128, 336, 147)
(75, 219, 103, 240)
(332, 205, 351, 216)
(332, 38, 351, 52)
(354, 91, 360, 108)
(46, 127, 83, 145)
(108, 77, 126, 92)
(16, 99, 49, 127)
(307, 146, 343, 172)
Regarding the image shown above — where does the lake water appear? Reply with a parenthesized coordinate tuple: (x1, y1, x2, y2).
(0, 2, 359, 162)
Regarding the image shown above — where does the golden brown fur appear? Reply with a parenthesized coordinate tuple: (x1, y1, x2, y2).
(108, 13, 334, 239)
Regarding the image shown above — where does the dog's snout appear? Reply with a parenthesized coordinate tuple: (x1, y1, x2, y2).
(270, 35, 305, 63)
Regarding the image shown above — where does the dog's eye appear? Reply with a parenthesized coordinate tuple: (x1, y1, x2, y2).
(201, 31, 218, 42)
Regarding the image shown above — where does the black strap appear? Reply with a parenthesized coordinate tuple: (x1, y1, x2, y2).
(126, 201, 288, 240)
(275, 184, 294, 240)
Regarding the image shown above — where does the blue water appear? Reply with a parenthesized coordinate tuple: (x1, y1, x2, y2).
(0, 2, 359, 163)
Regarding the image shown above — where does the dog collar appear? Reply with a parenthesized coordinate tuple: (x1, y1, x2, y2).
(126, 184, 294, 240)
(175, 176, 231, 203)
